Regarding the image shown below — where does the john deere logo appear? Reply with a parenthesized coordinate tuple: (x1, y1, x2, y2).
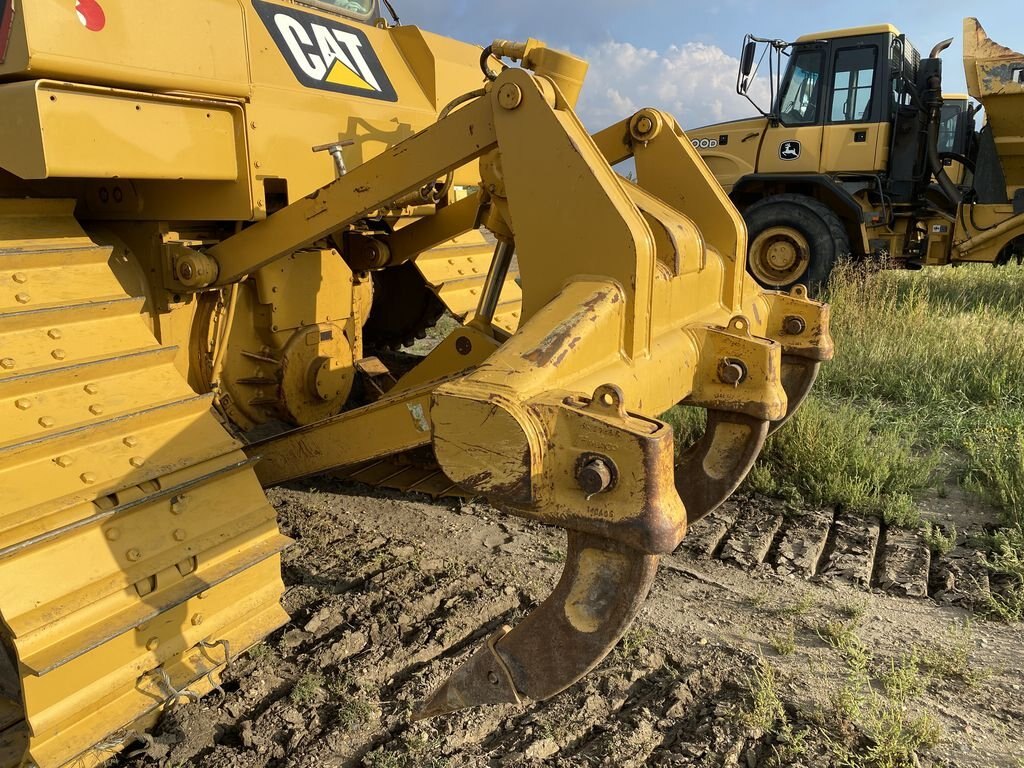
(253, 0, 397, 102)
(780, 140, 802, 161)
(0, 0, 14, 64)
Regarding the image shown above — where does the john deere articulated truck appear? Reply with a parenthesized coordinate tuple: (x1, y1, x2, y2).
(689, 18, 1024, 291)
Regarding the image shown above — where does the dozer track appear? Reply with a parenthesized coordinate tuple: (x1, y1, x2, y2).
(0, 200, 290, 768)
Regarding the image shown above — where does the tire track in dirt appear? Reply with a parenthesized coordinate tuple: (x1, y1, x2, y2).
(681, 497, 1007, 611)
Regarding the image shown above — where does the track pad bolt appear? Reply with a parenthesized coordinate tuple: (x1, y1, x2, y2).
(80, 471, 97, 484)
(171, 495, 188, 515)
(126, 548, 142, 562)
(129, 456, 145, 468)
(783, 316, 807, 336)
(577, 456, 616, 496)
(191, 613, 204, 626)
(718, 359, 748, 387)
(1, 358, 14, 370)
(174, 529, 187, 542)
(15, 399, 31, 410)
(55, 455, 74, 468)
(146, 638, 160, 651)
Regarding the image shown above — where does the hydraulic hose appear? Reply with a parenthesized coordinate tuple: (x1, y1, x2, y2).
(922, 39, 962, 207)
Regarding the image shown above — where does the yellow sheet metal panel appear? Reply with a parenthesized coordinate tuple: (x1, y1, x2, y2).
(0, 0, 250, 98)
(756, 124, 824, 175)
(686, 117, 767, 191)
(242, 1, 487, 206)
(796, 24, 900, 43)
(0, 81, 243, 181)
(0, 83, 48, 178)
(820, 122, 889, 173)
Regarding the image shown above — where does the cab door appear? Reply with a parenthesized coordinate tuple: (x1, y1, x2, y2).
(758, 45, 826, 174)
(820, 43, 889, 172)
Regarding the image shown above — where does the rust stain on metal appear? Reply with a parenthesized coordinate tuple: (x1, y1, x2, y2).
(564, 548, 630, 633)
(523, 292, 608, 366)
(462, 469, 494, 487)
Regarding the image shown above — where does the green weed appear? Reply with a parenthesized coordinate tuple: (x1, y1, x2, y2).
(770, 626, 796, 656)
(246, 643, 272, 663)
(542, 543, 566, 563)
(922, 522, 958, 556)
(964, 415, 1024, 529)
(744, 656, 786, 731)
(918, 621, 979, 683)
(878, 653, 926, 704)
(976, 528, 1024, 621)
(748, 396, 934, 526)
(615, 624, 652, 661)
(289, 671, 325, 706)
(363, 734, 451, 768)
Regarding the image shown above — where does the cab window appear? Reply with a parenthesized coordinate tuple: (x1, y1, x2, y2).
(777, 49, 824, 126)
(937, 103, 963, 153)
(298, 0, 377, 20)
(830, 47, 877, 123)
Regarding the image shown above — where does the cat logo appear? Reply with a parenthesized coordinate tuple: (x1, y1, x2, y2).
(253, 0, 397, 102)
(0, 0, 14, 64)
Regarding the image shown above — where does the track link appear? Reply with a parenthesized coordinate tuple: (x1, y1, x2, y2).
(0, 200, 290, 768)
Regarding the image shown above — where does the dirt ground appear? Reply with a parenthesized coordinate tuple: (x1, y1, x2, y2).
(113, 480, 1024, 768)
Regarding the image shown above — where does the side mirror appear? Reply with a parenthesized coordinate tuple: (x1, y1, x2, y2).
(741, 40, 757, 78)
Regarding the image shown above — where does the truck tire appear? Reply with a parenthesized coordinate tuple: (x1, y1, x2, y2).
(742, 193, 850, 295)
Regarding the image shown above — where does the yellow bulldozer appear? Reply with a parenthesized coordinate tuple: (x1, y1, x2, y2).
(688, 18, 1024, 291)
(0, 1, 833, 765)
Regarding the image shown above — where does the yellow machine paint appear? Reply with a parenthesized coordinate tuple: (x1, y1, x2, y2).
(951, 19, 1024, 265)
(0, 3, 832, 766)
(689, 18, 1024, 290)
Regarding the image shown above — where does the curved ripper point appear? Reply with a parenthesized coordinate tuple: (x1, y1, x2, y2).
(415, 531, 658, 719)
(674, 410, 769, 525)
(769, 355, 821, 436)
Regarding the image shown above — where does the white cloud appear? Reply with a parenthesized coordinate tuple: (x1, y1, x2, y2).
(574, 40, 770, 132)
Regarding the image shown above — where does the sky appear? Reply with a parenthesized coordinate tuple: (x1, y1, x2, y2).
(391, 1, 1022, 131)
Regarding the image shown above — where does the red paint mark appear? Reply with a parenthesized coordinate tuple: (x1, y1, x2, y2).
(75, 0, 105, 31)
(0, 0, 14, 64)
